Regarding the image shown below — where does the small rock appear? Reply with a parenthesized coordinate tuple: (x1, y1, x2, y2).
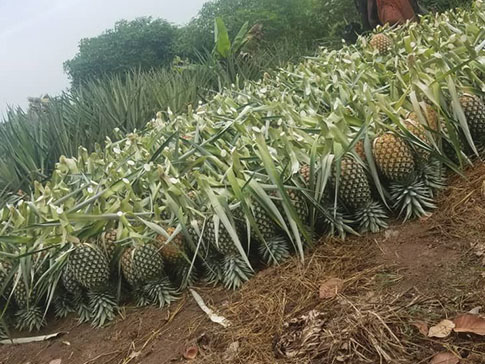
(49, 360, 62, 364)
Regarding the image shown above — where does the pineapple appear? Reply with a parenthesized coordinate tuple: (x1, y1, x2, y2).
(354, 140, 366, 161)
(69, 242, 110, 291)
(0, 260, 12, 296)
(249, 200, 290, 265)
(61, 265, 83, 296)
(408, 104, 439, 133)
(12, 273, 45, 332)
(459, 94, 485, 148)
(121, 243, 176, 307)
(98, 229, 119, 263)
(333, 156, 387, 233)
(299, 164, 311, 185)
(156, 228, 197, 288)
(373, 133, 415, 182)
(203, 216, 252, 290)
(369, 33, 392, 54)
(403, 119, 431, 162)
(69, 242, 118, 327)
(333, 156, 371, 209)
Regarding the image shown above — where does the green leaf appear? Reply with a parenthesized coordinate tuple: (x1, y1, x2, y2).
(214, 17, 231, 59)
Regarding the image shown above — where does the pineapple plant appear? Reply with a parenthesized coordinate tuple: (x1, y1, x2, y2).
(369, 33, 392, 54)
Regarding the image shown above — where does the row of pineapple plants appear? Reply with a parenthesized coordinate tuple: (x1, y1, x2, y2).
(0, 1, 484, 336)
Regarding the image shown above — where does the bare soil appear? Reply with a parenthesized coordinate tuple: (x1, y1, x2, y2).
(1, 163, 485, 364)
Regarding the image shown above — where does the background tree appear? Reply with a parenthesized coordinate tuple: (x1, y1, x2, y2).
(64, 17, 177, 86)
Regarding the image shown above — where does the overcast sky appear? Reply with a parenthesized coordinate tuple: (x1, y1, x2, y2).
(0, 0, 207, 116)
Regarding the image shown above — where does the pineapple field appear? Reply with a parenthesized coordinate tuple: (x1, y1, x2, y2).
(1, 1, 485, 363)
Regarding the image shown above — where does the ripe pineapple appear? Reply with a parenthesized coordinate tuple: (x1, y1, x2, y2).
(203, 216, 252, 290)
(98, 229, 119, 263)
(459, 94, 485, 148)
(403, 119, 431, 162)
(156, 228, 197, 288)
(408, 104, 439, 133)
(299, 164, 311, 185)
(373, 133, 415, 182)
(370, 33, 392, 54)
(354, 140, 366, 161)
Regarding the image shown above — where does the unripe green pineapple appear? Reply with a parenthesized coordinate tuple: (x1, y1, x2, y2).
(121, 243, 176, 307)
(0, 260, 12, 295)
(459, 94, 485, 147)
(121, 247, 137, 287)
(69, 243, 110, 291)
(333, 156, 371, 209)
(370, 33, 392, 54)
(12, 272, 46, 332)
(373, 133, 415, 182)
(250, 201, 290, 265)
(333, 156, 387, 233)
(132, 244, 165, 283)
(61, 265, 83, 296)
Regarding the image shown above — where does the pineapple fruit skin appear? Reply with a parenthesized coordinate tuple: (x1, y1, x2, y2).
(460, 95, 485, 148)
(370, 33, 392, 54)
(373, 133, 415, 182)
(69, 243, 110, 291)
(334, 156, 371, 210)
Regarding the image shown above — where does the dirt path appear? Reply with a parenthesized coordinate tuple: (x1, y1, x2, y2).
(1, 163, 485, 364)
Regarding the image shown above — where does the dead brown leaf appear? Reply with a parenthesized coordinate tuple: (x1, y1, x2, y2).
(412, 320, 429, 336)
(453, 314, 485, 336)
(319, 278, 344, 299)
(428, 319, 455, 338)
(430, 352, 460, 364)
